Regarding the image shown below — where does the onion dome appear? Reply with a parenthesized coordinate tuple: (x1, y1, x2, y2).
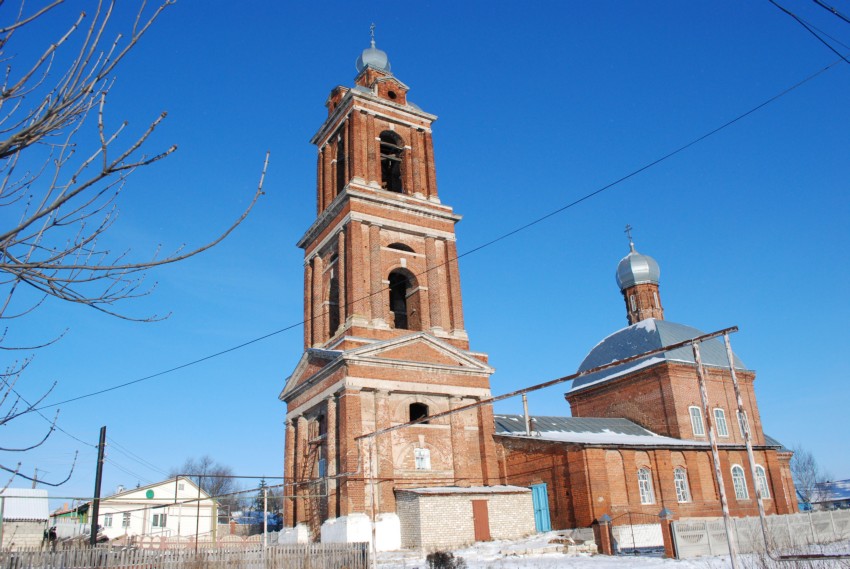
(356, 37, 391, 73)
(616, 241, 660, 290)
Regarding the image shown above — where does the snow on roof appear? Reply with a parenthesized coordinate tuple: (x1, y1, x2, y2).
(495, 414, 787, 450)
(0, 488, 49, 521)
(569, 319, 747, 394)
(813, 479, 850, 503)
(400, 485, 530, 495)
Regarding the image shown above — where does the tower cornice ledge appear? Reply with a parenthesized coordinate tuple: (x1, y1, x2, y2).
(296, 187, 461, 250)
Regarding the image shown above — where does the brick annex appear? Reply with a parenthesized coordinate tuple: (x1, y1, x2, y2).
(279, 37, 798, 548)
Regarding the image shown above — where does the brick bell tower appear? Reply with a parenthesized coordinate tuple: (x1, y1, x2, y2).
(280, 35, 499, 534)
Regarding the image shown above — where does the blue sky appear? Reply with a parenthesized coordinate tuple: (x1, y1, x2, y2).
(5, 1, 849, 502)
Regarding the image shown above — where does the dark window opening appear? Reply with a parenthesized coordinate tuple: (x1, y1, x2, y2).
(410, 402, 429, 424)
(388, 90, 397, 100)
(328, 276, 340, 335)
(387, 243, 414, 253)
(379, 131, 404, 193)
(389, 272, 409, 329)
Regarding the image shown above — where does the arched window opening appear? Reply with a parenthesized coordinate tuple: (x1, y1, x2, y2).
(379, 131, 404, 193)
(389, 272, 409, 329)
(637, 468, 655, 504)
(328, 275, 340, 335)
(731, 465, 748, 500)
(410, 402, 429, 424)
(335, 136, 346, 196)
(689, 406, 705, 437)
(755, 465, 771, 499)
(388, 270, 421, 331)
(674, 467, 691, 503)
(387, 243, 414, 253)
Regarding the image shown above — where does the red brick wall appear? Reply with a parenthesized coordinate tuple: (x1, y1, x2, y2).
(496, 437, 798, 528)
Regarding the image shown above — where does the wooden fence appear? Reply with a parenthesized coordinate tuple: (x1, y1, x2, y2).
(0, 543, 369, 569)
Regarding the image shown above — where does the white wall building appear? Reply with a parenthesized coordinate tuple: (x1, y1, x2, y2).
(95, 478, 217, 541)
(0, 488, 49, 549)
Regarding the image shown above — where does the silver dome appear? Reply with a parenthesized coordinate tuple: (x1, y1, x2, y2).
(356, 40, 391, 73)
(616, 243, 660, 290)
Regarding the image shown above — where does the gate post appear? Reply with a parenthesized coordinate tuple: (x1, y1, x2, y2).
(659, 508, 677, 559)
(593, 514, 614, 556)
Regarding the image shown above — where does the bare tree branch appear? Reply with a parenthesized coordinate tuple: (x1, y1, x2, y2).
(0, 0, 266, 490)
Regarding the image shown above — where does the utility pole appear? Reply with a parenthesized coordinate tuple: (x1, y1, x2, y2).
(31, 468, 38, 489)
(89, 426, 107, 546)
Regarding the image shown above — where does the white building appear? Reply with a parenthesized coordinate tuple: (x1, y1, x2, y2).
(0, 488, 49, 549)
(95, 478, 217, 541)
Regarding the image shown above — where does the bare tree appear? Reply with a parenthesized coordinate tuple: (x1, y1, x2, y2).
(170, 456, 240, 518)
(791, 444, 830, 506)
(0, 1, 267, 487)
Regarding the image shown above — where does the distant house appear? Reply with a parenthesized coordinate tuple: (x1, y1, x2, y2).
(810, 479, 850, 511)
(53, 478, 218, 542)
(1, 488, 49, 549)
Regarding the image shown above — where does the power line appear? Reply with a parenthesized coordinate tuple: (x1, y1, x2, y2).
(107, 437, 170, 477)
(28, 56, 843, 415)
(812, 0, 850, 25)
(769, 0, 850, 64)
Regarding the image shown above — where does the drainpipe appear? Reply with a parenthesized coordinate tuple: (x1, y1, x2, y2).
(522, 394, 531, 436)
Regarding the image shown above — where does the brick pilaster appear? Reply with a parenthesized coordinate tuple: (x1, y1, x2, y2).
(445, 240, 465, 333)
(368, 223, 384, 324)
(311, 255, 324, 347)
(325, 395, 338, 519)
(284, 419, 296, 526)
(425, 236, 443, 330)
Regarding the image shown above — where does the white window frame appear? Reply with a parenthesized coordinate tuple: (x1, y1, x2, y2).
(152, 513, 168, 528)
(689, 406, 705, 436)
(103, 513, 113, 528)
(630, 295, 637, 312)
(122, 512, 131, 528)
(714, 408, 729, 437)
(414, 447, 431, 471)
(653, 292, 660, 309)
(637, 468, 655, 505)
(674, 467, 691, 503)
(731, 465, 749, 500)
(737, 410, 749, 438)
(755, 465, 771, 499)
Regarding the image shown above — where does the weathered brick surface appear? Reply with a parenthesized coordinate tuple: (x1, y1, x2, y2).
(395, 490, 534, 549)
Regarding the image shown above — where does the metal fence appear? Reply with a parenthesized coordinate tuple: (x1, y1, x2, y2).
(609, 512, 664, 555)
(0, 542, 369, 569)
(672, 510, 850, 559)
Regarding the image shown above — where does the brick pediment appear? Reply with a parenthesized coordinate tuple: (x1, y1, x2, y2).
(280, 349, 342, 402)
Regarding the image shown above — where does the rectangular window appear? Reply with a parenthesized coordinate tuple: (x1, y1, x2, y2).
(737, 410, 749, 438)
(414, 447, 431, 470)
(653, 292, 660, 309)
(103, 513, 113, 528)
(318, 458, 327, 477)
(629, 295, 637, 312)
(689, 406, 705, 436)
(122, 512, 131, 528)
(714, 408, 729, 437)
(152, 513, 167, 528)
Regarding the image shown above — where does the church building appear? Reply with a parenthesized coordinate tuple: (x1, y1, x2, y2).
(494, 240, 799, 529)
(281, 36, 798, 547)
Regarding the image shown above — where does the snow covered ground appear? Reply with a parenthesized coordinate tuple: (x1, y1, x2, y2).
(376, 532, 850, 568)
